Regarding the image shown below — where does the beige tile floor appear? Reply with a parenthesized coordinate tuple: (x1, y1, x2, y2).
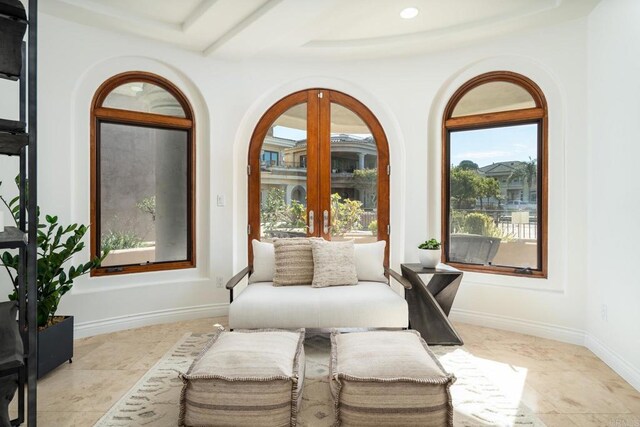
(11, 318, 640, 426)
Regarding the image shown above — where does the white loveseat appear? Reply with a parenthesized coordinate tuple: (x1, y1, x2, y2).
(226, 240, 411, 330)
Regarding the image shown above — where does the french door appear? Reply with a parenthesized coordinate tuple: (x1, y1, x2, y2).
(248, 88, 389, 265)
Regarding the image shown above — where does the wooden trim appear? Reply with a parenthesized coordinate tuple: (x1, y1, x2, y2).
(318, 90, 331, 240)
(94, 107, 192, 129)
(90, 71, 196, 277)
(441, 71, 548, 278)
(247, 89, 391, 267)
(91, 260, 195, 277)
(445, 262, 547, 278)
(444, 107, 543, 130)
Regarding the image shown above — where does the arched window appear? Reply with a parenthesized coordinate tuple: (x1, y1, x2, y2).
(90, 72, 195, 276)
(442, 71, 547, 277)
(248, 89, 390, 266)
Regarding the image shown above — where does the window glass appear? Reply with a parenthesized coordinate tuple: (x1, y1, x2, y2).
(99, 123, 189, 267)
(451, 81, 536, 117)
(329, 103, 378, 244)
(102, 82, 186, 118)
(259, 104, 307, 242)
(448, 124, 539, 269)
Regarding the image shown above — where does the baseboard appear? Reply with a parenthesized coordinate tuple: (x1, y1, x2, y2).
(586, 334, 640, 392)
(74, 303, 229, 339)
(449, 308, 586, 345)
(450, 308, 640, 392)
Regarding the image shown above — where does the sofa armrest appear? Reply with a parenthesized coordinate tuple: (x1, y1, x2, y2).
(226, 266, 251, 290)
(385, 267, 412, 289)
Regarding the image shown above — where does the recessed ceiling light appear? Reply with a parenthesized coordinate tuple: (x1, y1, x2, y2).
(400, 7, 419, 19)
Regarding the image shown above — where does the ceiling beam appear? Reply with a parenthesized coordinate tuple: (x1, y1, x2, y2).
(203, 0, 284, 56)
(182, 0, 219, 33)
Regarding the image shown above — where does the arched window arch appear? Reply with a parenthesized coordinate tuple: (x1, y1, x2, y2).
(248, 89, 390, 266)
(442, 71, 547, 277)
(90, 71, 196, 276)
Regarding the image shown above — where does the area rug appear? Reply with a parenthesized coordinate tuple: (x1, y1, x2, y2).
(95, 332, 545, 426)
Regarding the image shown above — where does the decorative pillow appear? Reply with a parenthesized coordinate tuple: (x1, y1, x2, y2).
(353, 240, 387, 282)
(249, 239, 275, 283)
(310, 239, 358, 288)
(273, 238, 314, 286)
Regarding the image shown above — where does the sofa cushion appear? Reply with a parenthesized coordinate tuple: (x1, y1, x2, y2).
(310, 239, 358, 288)
(229, 282, 408, 329)
(273, 238, 314, 286)
(249, 239, 275, 283)
(354, 240, 387, 282)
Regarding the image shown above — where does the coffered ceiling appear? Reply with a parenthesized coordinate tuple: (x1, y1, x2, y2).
(41, 0, 600, 60)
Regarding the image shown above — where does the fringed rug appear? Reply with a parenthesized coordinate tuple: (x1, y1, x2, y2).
(95, 332, 545, 426)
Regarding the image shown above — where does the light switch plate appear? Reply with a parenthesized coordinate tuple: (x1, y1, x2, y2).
(216, 194, 225, 207)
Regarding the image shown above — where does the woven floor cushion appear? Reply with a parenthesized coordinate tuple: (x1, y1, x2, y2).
(179, 328, 305, 427)
(330, 330, 455, 426)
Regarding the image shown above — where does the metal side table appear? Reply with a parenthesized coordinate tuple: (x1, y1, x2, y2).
(401, 263, 464, 346)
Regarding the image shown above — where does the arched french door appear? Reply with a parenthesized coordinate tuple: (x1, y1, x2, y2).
(248, 89, 390, 266)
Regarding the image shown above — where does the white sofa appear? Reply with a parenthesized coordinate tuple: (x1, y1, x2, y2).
(226, 241, 411, 330)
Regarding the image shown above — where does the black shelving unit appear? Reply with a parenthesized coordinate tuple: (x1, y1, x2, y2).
(0, 0, 38, 425)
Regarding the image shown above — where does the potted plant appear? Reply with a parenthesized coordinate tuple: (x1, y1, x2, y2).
(0, 179, 106, 377)
(418, 238, 441, 268)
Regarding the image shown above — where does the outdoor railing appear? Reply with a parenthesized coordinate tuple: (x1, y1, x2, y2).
(452, 208, 538, 240)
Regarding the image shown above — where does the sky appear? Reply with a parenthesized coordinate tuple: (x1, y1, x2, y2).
(274, 125, 307, 140)
(274, 125, 370, 141)
(450, 123, 538, 168)
(273, 123, 538, 168)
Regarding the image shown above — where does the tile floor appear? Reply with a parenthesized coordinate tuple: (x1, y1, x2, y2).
(11, 318, 640, 426)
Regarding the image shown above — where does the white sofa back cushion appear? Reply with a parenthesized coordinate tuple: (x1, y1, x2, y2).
(354, 240, 387, 282)
(250, 239, 387, 283)
(249, 239, 275, 283)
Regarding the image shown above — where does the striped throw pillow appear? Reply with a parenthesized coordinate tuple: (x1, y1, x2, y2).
(273, 238, 315, 286)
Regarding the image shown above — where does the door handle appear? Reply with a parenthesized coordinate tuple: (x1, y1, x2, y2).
(323, 210, 329, 234)
(307, 210, 314, 234)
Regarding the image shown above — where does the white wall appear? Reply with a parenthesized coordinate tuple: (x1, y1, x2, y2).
(586, 0, 640, 391)
(0, 12, 594, 351)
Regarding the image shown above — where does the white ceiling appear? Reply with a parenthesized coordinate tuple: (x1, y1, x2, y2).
(41, 0, 601, 60)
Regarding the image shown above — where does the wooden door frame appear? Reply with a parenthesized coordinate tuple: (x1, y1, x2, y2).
(247, 88, 390, 267)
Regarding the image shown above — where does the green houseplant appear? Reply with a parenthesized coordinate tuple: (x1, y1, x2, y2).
(418, 238, 441, 268)
(0, 179, 106, 376)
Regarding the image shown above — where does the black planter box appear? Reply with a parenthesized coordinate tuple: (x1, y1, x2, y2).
(38, 316, 74, 379)
(0, 0, 28, 80)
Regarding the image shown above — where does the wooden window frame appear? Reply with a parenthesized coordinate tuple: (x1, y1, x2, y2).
(90, 71, 196, 276)
(441, 71, 548, 278)
(248, 89, 390, 267)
